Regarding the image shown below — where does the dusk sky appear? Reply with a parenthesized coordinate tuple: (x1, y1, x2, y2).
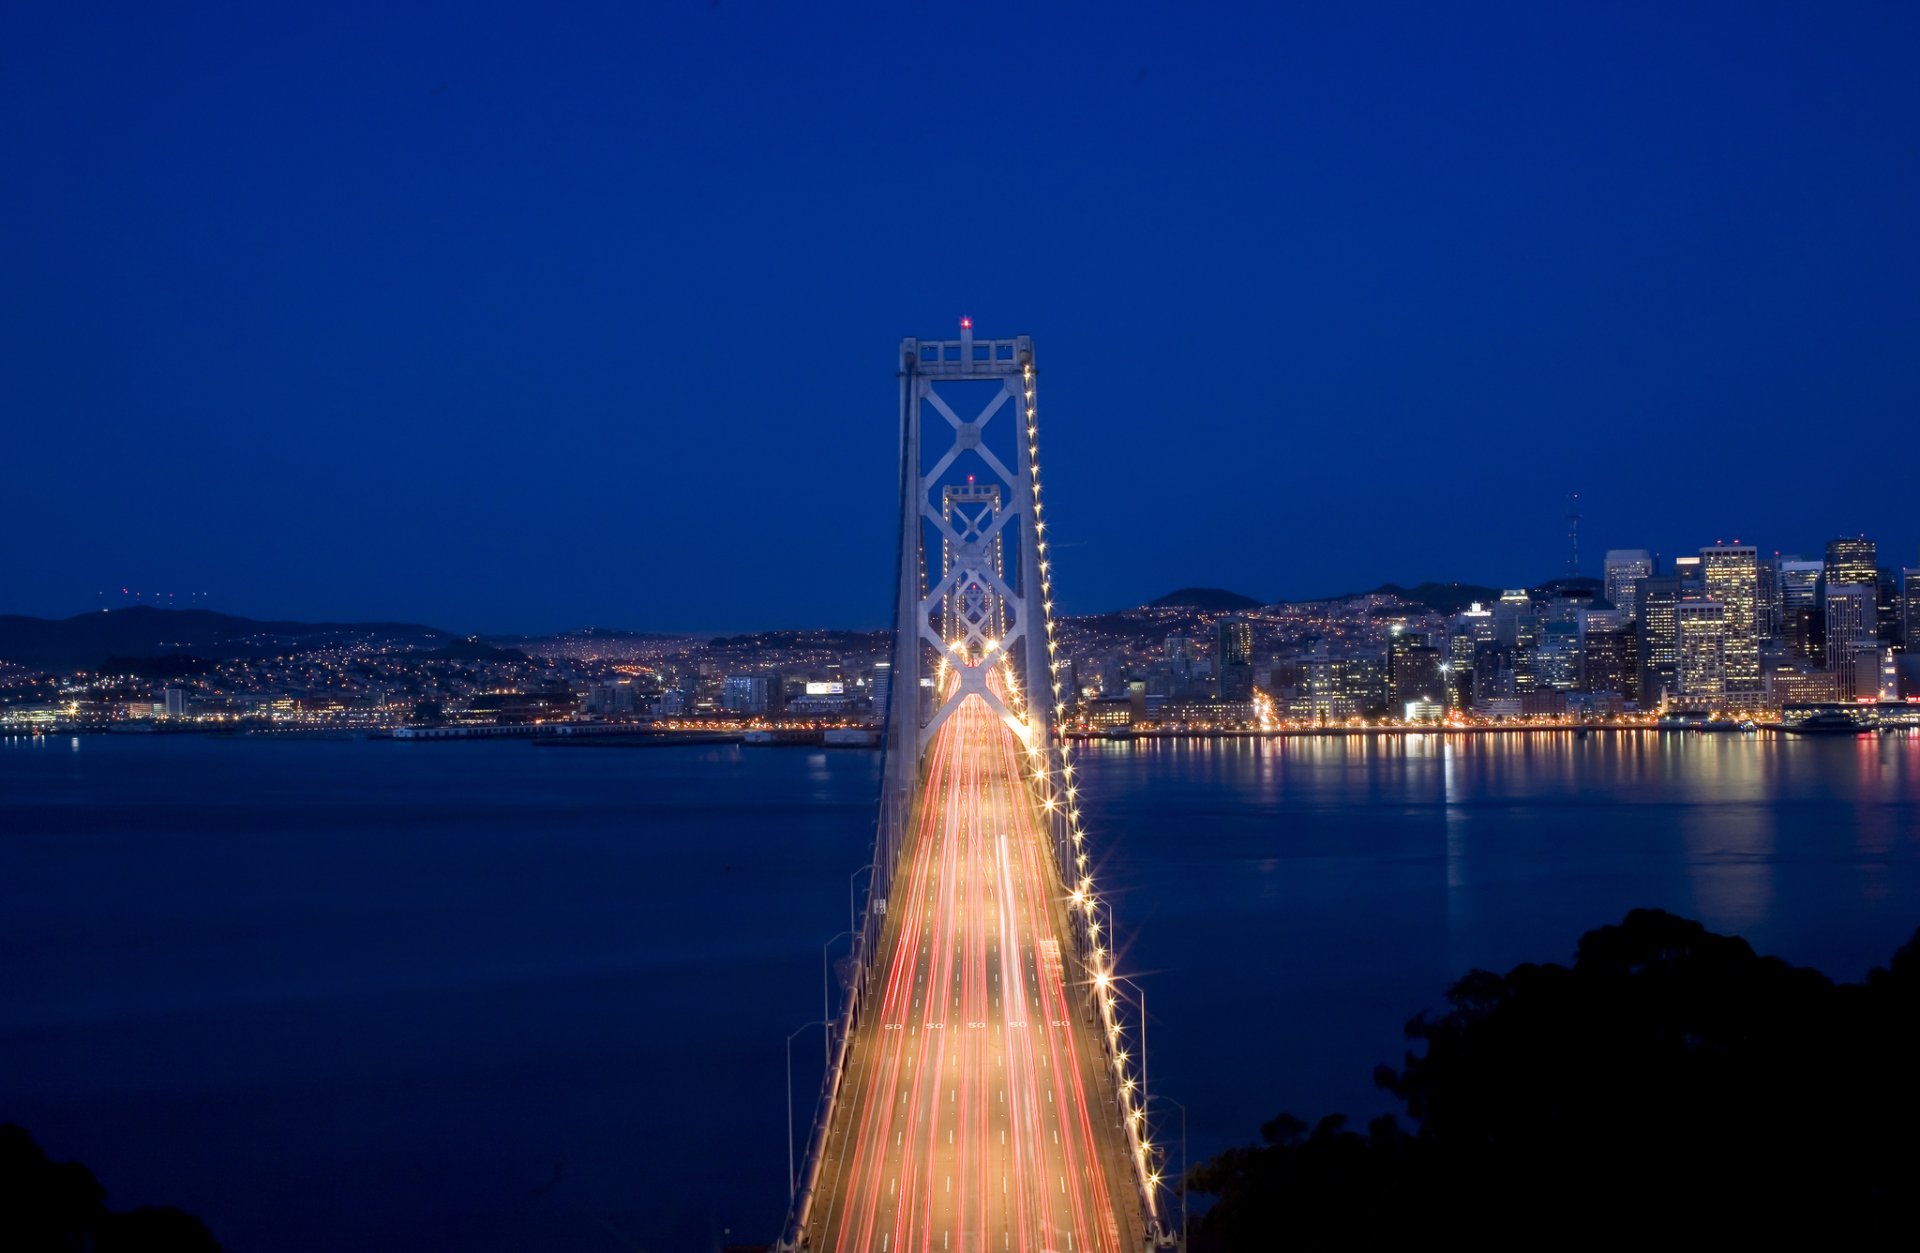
(6, 2, 1917, 633)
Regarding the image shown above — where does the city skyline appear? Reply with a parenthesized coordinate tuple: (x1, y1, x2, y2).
(7, 4, 1920, 631)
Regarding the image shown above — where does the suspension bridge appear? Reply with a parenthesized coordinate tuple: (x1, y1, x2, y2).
(778, 326, 1174, 1251)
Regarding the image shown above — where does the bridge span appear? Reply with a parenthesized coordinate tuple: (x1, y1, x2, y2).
(780, 328, 1170, 1251)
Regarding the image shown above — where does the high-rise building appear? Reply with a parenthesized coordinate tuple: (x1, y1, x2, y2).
(1834, 643, 1888, 702)
(723, 674, 776, 714)
(940, 481, 1004, 657)
(1755, 558, 1777, 640)
(1447, 627, 1476, 709)
(1700, 545, 1761, 698)
(1493, 589, 1532, 648)
(1673, 555, 1704, 597)
(1904, 567, 1920, 651)
(1581, 621, 1638, 700)
(1602, 549, 1653, 620)
(1675, 601, 1728, 705)
(1533, 622, 1581, 691)
(1215, 617, 1254, 700)
(1637, 575, 1682, 705)
(870, 661, 892, 715)
(1774, 558, 1823, 661)
(1825, 584, 1877, 655)
(1876, 568, 1902, 647)
(1387, 630, 1444, 712)
(1824, 536, 1876, 590)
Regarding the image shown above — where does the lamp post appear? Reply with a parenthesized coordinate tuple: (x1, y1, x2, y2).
(849, 863, 874, 936)
(1150, 1093, 1189, 1250)
(786, 1019, 827, 1206)
(823, 929, 856, 1052)
(1109, 972, 1149, 1110)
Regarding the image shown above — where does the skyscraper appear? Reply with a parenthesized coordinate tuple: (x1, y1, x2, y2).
(1700, 545, 1761, 698)
(1825, 584, 1876, 655)
(1215, 616, 1254, 700)
(1774, 558, 1823, 661)
(1904, 566, 1920, 652)
(1876, 568, 1902, 647)
(1581, 621, 1638, 700)
(1824, 536, 1877, 590)
(1672, 555, 1704, 597)
(1675, 601, 1728, 705)
(1602, 549, 1653, 620)
(1638, 576, 1682, 706)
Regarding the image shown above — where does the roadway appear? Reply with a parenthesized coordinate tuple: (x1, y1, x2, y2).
(804, 685, 1147, 1252)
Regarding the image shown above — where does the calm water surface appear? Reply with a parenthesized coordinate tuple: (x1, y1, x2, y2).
(3, 731, 1918, 1250)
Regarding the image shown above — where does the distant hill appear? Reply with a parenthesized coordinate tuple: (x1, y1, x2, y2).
(0, 607, 457, 672)
(1371, 582, 1504, 614)
(1304, 582, 1502, 613)
(1146, 587, 1263, 612)
(1307, 577, 1611, 614)
(420, 638, 528, 662)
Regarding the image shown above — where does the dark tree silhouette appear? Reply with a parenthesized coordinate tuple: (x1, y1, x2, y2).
(1, 1125, 222, 1252)
(1190, 909, 1920, 1249)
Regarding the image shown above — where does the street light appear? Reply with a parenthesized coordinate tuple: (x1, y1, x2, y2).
(1108, 972, 1149, 1106)
(823, 929, 856, 1052)
(786, 1019, 828, 1206)
(1149, 1093, 1189, 1250)
(849, 863, 874, 936)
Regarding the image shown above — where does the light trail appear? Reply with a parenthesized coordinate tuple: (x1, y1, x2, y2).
(806, 679, 1143, 1252)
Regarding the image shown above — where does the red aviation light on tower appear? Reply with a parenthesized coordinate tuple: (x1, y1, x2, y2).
(959, 316, 972, 330)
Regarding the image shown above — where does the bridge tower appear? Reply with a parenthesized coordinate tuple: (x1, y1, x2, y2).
(876, 322, 1068, 890)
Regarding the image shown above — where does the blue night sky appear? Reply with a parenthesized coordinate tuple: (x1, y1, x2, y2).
(5, 2, 1917, 633)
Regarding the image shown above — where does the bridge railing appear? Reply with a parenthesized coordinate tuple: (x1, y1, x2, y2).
(777, 703, 903, 1250)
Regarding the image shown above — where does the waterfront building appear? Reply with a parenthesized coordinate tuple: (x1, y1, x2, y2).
(1675, 600, 1728, 705)
(1216, 616, 1254, 700)
(1701, 545, 1762, 698)
(1834, 643, 1889, 702)
(1581, 622, 1638, 700)
(1637, 575, 1682, 705)
(722, 674, 778, 714)
(1603, 549, 1653, 620)
(1825, 583, 1877, 655)
(1447, 627, 1476, 708)
(1764, 660, 1838, 706)
(1387, 630, 1443, 710)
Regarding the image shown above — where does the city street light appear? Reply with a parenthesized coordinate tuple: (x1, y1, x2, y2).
(786, 1019, 828, 1206)
(823, 929, 856, 1052)
(849, 863, 874, 936)
(1108, 971, 1149, 1104)
(1149, 1093, 1189, 1250)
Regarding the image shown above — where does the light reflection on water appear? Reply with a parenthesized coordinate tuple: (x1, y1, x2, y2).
(1079, 730, 1920, 1153)
(0, 730, 1915, 1251)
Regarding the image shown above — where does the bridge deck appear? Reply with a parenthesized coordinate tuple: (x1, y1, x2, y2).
(805, 692, 1146, 1252)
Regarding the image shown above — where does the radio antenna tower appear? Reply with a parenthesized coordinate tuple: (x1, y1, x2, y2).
(1565, 493, 1582, 577)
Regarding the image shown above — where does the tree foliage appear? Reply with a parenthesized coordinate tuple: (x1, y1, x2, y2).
(1190, 909, 1920, 1247)
(0, 1124, 222, 1252)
